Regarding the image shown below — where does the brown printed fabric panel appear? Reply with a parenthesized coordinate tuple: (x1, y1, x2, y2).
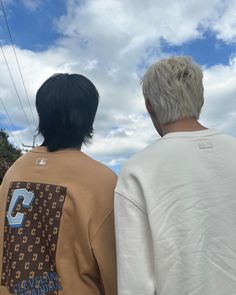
(1, 181, 67, 295)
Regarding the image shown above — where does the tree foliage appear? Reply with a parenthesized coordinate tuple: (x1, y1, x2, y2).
(0, 130, 22, 183)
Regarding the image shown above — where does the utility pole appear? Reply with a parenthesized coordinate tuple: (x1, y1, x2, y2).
(22, 134, 37, 149)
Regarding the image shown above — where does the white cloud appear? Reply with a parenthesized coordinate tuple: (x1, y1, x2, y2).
(20, 0, 42, 11)
(201, 55, 236, 136)
(212, 0, 236, 43)
(83, 113, 157, 164)
(1, 0, 236, 168)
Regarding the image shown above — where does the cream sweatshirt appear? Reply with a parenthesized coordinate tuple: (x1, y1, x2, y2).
(115, 129, 236, 295)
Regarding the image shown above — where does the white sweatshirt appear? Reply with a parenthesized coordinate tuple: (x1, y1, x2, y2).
(115, 129, 236, 295)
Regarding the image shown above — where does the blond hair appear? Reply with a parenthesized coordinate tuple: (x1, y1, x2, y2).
(142, 56, 204, 125)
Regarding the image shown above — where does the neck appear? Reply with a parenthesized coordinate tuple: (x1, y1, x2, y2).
(162, 118, 207, 136)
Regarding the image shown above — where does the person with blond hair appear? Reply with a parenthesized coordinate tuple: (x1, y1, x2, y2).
(115, 56, 236, 295)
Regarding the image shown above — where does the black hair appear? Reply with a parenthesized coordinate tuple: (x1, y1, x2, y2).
(36, 73, 99, 152)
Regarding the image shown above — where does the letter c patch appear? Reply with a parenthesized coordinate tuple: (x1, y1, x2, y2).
(7, 189, 35, 228)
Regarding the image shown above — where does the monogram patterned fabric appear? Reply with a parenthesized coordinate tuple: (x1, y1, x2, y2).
(1, 181, 67, 295)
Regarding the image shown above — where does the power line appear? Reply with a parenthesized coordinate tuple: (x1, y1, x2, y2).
(22, 134, 37, 149)
(0, 0, 37, 126)
(0, 96, 23, 147)
(0, 44, 34, 133)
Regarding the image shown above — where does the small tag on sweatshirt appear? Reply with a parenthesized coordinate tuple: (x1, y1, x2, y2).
(36, 158, 48, 166)
(198, 141, 214, 149)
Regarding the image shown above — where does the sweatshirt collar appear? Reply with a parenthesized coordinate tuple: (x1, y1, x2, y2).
(162, 129, 222, 139)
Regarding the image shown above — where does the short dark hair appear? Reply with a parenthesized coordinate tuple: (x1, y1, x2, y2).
(36, 73, 99, 152)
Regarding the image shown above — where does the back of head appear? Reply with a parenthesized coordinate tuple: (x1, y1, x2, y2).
(142, 56, 204, 125)
(36, 73, 99, 152)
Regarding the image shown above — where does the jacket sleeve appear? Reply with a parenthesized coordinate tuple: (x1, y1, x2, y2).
(114, 192, 156, 295)
(91, 210, 117, 295)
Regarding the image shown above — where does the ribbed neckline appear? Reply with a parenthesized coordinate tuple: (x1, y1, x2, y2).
(162, 129, 222, 139)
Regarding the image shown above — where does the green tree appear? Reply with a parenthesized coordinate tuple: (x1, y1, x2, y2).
(0, 130, 22, 183)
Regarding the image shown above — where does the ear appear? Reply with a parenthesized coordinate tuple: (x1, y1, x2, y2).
(145, 99, 155, 117)
(145, 99, 164, 136)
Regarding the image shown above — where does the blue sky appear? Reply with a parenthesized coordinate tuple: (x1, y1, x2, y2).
(0, 0, 236, 174)
(161, 34, 236, 67)
(0, 0, 66, 51)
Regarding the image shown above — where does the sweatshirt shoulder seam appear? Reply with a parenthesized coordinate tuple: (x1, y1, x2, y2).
(115, 191, 146, 214)
(90, 209, 114, 243)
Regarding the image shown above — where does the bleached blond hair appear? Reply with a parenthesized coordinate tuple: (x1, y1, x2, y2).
(142, 56, 204, 125)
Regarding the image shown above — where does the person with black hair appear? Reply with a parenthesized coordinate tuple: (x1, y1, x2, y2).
(36, 73, 99, 152)
(0, 74, 117, 295)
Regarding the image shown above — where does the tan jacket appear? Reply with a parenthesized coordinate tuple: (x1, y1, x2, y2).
(0, 147, 117, 295)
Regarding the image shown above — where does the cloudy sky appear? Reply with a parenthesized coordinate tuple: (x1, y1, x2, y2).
(0, 0, 236, 174)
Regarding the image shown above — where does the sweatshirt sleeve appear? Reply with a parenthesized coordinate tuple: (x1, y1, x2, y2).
(114, 192, 156, 295)
(91, 210, 117, 295)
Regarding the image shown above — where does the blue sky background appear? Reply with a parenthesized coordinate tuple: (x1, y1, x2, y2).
(0, 0, 236, 174)
(0, 0, 66, 50)
(161, 34, 236, 67)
